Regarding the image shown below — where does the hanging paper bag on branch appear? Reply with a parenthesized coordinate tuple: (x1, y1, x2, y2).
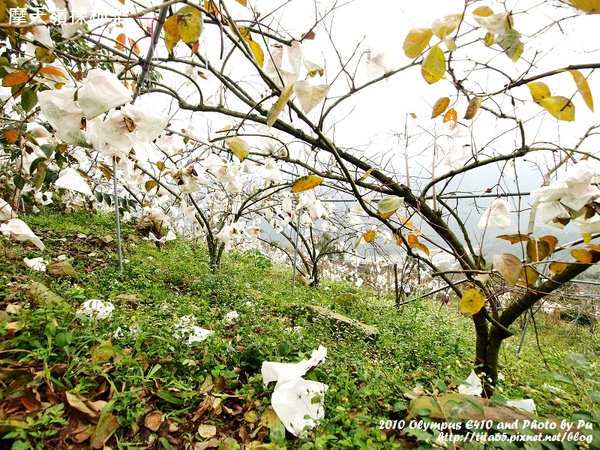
(78, 69, 132, 119)
(120, 105, 169, 143)
(38, 88, 88, 146)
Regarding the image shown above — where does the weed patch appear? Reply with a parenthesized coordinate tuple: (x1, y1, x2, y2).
(0, 211, 599, 449)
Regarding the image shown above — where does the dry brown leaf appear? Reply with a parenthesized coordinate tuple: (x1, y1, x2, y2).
(497, 234, 529, 244)
(464, 96, 483, 120)
(144, 410, 163, 431)
(91, 413, 120, 449)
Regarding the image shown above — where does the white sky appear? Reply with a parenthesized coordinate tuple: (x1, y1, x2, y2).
(40, 0, 600, 245)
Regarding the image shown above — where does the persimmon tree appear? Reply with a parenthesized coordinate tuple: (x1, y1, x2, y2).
(258, 198, 354, 287)
(2, 0, 600, 396)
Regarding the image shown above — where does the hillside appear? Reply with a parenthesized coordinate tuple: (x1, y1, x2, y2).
(0, 210, 599, 449)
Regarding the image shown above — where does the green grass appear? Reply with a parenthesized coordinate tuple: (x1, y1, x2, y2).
(1, 210, 599, 449)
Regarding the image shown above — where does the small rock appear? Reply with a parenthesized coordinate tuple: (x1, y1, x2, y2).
(305, 304, 377, 341)
(47, 261, 79, 279)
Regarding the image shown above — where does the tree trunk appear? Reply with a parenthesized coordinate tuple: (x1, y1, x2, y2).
(474, 251, 600, 396)
(310, 261, 319, 287)
(481, 332, 506, 398)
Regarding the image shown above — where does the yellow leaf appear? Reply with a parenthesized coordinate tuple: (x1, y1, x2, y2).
(99, 164, 113, 180)
(157, 161, 165, 172)
(520, 266, 539, 286)
(403, 28, 433, 59)
(571, 248, 593, 263)
(527, 238, 550, 262)
(569, 69, 594, 112)
(235, 0, 247, 5)
(407, 234, 430, 256)
(354, 235, 363, 249)
(583, 233, 592, 244)
(464, 96, 482, 120)
(163, 6, 203, 53)
(497, 234, 529, 244)
(177, 6, 203, 43)
(538, 96, 576, 122)
(492, 253, 523, 286)
(377, 195, 404, 217)
(305, 61, 324, 78)
(399, 216, 415, 230)
(443, 107, 457, 124)
(291, 175, 323, 193)
(244, 410, 259, 423)
(163, 15, 181, 53)
(260, 406, 281, 429)
(540, 235, 558, 255)
(34, 47, 55, 63)
(483, 32, 495, 47)
(421, 45, 446, 84)
(238, 27, 264, 67)
(587, 244, 600, 252)
(414, 242, 430, 255)
(358, 168, 374, 182)
(204, 0, 220, 16)
(445, 37, 458, 52)
(267, 83, 294, 127)
(364, 230, 376, 243)
(2, 71, 29, 87)
(225, 136, 250, 162)
(431, 97, 450, 119)
(431, 14, 462, 39)
(145, 180, 157, 192)
(568, 0, 600, 13)
(116, 33, 126, 51)
(527, 82, 551, 103)
(461, 288, 486, 315)
(407, 234, 419, 247)
(549, 261, 568, 274)
(392, 233, 404, 246)
(472, 6, 494, 17)
(38, 67, 67, 79)
(249, 40, 264, 67)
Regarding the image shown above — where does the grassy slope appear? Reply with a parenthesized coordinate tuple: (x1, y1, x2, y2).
(0, 210, 598, 449)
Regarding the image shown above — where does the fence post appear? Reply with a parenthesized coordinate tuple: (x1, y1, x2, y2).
(291, 209, 302, 295)
(394, 263, 400, 308)
(113, 157, 123, 272)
